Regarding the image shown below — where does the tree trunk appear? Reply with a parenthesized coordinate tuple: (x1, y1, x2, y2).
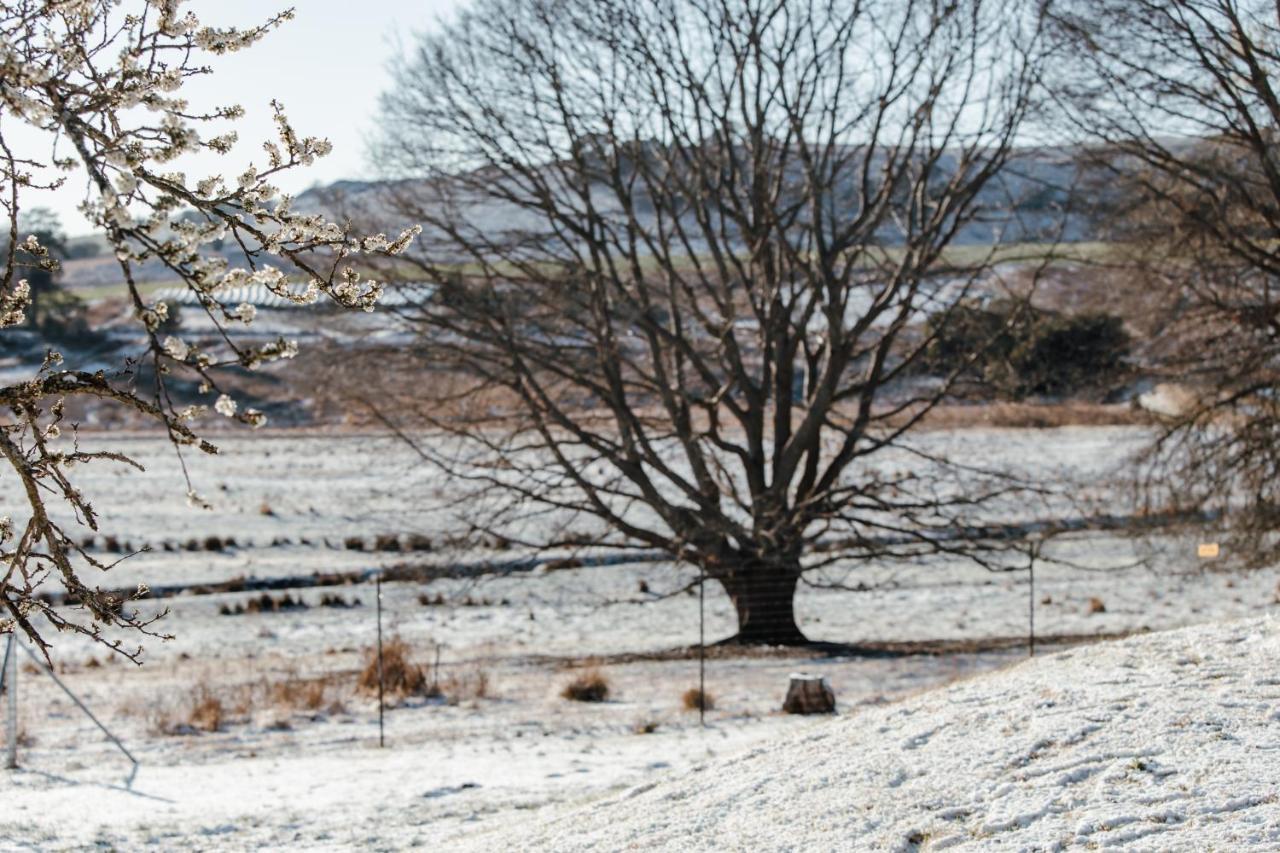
(717, 564, 807, 646)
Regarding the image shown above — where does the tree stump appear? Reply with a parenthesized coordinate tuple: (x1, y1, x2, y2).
(782, 673, 835, 714)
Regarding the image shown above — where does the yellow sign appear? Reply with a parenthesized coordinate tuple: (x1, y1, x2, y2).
(1197, 542, 1220, 559)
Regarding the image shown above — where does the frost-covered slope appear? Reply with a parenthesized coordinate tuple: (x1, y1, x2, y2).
(465, 618, 1280, 851)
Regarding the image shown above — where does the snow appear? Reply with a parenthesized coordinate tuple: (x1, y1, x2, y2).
(1, 428, 1277, 848)
(6, 617, 1278, 849)
(461, 617, 1280, 851)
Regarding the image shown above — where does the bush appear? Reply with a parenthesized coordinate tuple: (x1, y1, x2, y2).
(35, 289, 106, 347)
(681, 687, 714, 712)
(921, 300, 1130, 399)
(1014, 313, 1130, 396)
(561, 668, 610, 702)
(357, 637, 427, 699)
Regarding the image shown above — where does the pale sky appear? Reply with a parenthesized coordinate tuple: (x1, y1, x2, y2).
(23, 0, 464, 235)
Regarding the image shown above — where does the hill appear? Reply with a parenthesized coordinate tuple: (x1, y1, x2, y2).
(463, 617, 1280, 851)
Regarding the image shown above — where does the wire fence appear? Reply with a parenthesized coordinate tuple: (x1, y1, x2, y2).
(0, 526, 1242, 779)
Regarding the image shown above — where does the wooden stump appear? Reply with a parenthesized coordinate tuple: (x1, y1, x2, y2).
(782, 673, 835, 714)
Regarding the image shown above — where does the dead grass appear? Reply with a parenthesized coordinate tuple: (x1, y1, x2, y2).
(561, 668, 610, 702)
(270, 675, 331, 712)
(915, 402, 1151, 430)
(681, 687, 714, 711)
(188, 690, 225, 732)
(151, 685, 227, 735)
(148, 667, 350, 735)
(357, 637, 427, 699)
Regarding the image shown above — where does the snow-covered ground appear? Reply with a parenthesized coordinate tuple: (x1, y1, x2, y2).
(466, 616, 1280, 851)
(1, 428, 1277, 849)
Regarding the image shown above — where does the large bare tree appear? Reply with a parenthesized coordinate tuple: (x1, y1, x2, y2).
(372, 0, 1050, 643)
(1050, 0, 1280, 565)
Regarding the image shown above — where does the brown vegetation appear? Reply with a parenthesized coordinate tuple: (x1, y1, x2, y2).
(915, 402, 1150, 430)
(681, 688, 714, 712)
(561, 669, 610, 703)
(357, 637, 427, 699)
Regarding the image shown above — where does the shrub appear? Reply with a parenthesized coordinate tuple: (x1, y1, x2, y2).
(357, 637, 427, 699)
(241, 592, 309, 614)
(921, 299, 1130, 399)
(681, 687, 714, 712)
(406, 534, 433, 552)
(1014, 313, 1130, 397)
(561, 669, 610, 702)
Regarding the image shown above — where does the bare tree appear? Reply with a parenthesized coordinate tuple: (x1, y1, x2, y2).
(0, 1, 418, 660)
(371, 0, 1050, 643)
(1050, 0, 1280, 565)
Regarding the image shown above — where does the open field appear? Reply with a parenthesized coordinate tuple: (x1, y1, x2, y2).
(1, 427, 1276, 849)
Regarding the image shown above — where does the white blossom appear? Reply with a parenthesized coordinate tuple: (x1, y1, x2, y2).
(162, 336, 189, 360)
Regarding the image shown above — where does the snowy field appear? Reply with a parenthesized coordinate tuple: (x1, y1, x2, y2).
(469, 616, 1280, 851)
(0, 427, 1277, 849)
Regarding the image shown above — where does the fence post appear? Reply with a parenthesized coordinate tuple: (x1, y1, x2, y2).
(698, 565, 706, 727)
(376, 571, 385, 748)
(1028, 556, 1035, 657)
(5, 634, 16, 769)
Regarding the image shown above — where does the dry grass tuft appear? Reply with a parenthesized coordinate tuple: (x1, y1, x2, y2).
(681, 687, 714, 712)
(357, 637, 427, 699)
(167, 688, 225, 733)
(270, 676, 331, 712)
(561, 668, 610, 702)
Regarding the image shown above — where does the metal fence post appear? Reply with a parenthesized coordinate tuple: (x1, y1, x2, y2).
(376, 571, 385, 748)
(5, 634, 16, 769)
(698, 565, 706, 727)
